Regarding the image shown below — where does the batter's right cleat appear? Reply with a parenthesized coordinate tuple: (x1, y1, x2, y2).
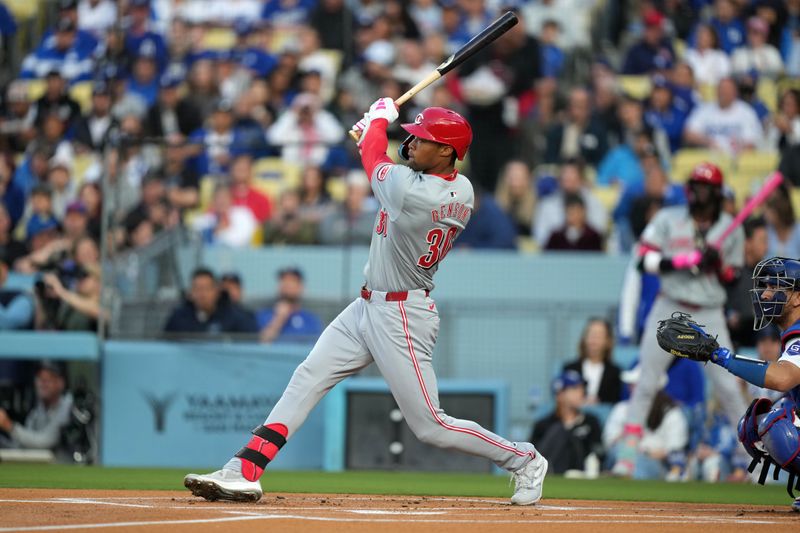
(184, 469, 263, 502)
(511, 453, 548, 505)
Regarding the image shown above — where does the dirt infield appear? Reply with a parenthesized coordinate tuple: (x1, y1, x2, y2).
(0, 488, 798, 532)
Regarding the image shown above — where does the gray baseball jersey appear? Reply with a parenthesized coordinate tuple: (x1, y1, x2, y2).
(640, 206, 744, 307)
(364, 163, 474, 292)
(226, 160, 539, 477)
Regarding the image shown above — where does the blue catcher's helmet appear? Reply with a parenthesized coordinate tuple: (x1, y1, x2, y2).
(751, 257, 800, 330)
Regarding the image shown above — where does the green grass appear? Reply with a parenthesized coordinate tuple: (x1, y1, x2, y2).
(0, 464, 791, 505)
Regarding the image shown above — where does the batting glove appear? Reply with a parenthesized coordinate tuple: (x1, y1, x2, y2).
(350, 112, 370, 145)
(368, 97, 399, 124)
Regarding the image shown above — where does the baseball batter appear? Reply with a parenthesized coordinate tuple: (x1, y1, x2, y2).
(184, 98, 548, 505)
(657, 256, 800, 511)
(611, 162, 749, 477)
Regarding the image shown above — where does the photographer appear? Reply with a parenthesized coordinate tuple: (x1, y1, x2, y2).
(0, 255, 34, 330)
(36, 263, 103, 331)
(257, 267, 322, 343)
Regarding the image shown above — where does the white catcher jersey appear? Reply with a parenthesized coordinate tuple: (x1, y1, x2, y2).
(364, 162, 474, 292)
(640, 205, 744, 307)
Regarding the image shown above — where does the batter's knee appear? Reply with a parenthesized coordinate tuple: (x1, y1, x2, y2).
(407, 418, 449, 448)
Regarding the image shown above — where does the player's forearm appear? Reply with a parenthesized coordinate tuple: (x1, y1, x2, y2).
(360, 119, 393, 178)
(711, 348, 769, 388)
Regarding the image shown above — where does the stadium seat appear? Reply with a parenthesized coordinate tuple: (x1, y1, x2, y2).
(202, 28, 236, 50)
(593, 183, 621, 213)
(725, 172, 753, 208)
(618, 76, 651, 99)
(670, 149, 732, 182)
(253, 157, 301, 187)
(25, 79, 45, 101)
(698, 83, 716, 102)
(69, 81, 93, 113)
(5, 0, 40, 20)
(757, 78, 778, 113)
(327, 176, 346, 202)
(735, 150, 779, 180)
(72, 153, 96, 185)
(791, 188, 800, 216)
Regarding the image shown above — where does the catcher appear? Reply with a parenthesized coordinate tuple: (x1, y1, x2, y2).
(657, 256, 800, 511)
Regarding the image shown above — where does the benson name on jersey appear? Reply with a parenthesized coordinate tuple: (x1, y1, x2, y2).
(431, 200, 471, 223)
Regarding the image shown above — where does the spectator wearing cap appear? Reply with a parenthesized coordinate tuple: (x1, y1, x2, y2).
(19, 18, 95, 83)
(318, 170, 377, 246)
(1, 81, 35, 153)
(77, 0, 118, 38)
(644, 75, 688, 153)
(29, 70, 81, 132)
(229, 153, 272, 224)
(683, 77, 762, 155)
(0, 254, 34, 329)
(20, 185, 59, 242)
(603, 365, 688, 479)
(685, 23, 732, 87)
(72, 80, 116, 152)
(126, 39, 162, 108)
(257, 267, 322, 343)
(191, 183, 257, 247)
(731, 16, 784, 79)
(0, 361, 73, 454)
(187, 99, 242, 176)
(690, 0, 746, 55)
(163, 267, 258, 335)
(124, 0, 168, 73)
(0, 204, 27, 268)
(543, 88, 609, 168)
(11, 145, 52, 199)
(144, 73, 202, 139)
(622, 9, 675, 75)
(267, 92, 344, 167)
(529, 370, 603, 475)
(231, 20, 278, 80)
(535, 160, 608, 247)
(52, 0, 99, 56)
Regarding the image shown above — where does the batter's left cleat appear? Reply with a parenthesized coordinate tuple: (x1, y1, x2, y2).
(184, 469, 263, 502)
(792, 498, 800, 512)
(511, 452, 548, 505)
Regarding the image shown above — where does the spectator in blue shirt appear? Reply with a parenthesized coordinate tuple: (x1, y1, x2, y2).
(454, 190, 518, 249)
(20, 18, 95, 83)
(258, 267, 323, 343)
(540, 19, 565, 79)
(698, 0, 746, 54)
(261, 0, 316, 27)
(644, 75, 689, 153)
(0, 1, 17, 38)
(123, 0, 167, 72)
(622, 9, 675, 74)
(231, 19, 278, 79)
(125, 39, 161, 108)
(0, 255, 33, 329)
(48, 0, 99, 57)
(187, 99, 243, 176)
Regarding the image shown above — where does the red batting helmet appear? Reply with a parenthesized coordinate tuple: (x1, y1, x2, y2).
(400, 107, 473, 160)
(688, 162, 724, 186)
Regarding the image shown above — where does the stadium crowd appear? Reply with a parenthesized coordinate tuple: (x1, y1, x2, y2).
(0, 0, 799, 478)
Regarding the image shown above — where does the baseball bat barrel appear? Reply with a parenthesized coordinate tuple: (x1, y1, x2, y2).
(348, 11, 519, 141)
(712, 171, 784, 249)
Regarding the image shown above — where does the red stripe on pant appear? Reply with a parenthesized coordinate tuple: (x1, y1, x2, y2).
(397, 302, 534, 460)
(240, 423, 288, 481)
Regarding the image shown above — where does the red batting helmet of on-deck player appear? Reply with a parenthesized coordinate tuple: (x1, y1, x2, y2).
(688, 162, 724, 186)
(400, 107, 473, 160)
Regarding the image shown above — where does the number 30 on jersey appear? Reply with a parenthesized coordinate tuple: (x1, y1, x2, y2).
(418, 227, 458, 269)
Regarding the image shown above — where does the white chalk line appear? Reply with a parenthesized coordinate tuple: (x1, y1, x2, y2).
(0, 514, 786, 532)
(0, 499, 153, 509)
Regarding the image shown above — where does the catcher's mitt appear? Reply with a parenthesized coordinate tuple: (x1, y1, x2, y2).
(656, 311, 719, 362)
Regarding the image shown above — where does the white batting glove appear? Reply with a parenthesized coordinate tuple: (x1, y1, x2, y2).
(349, 112, 370, 145)
(367, 97, 399, 124)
